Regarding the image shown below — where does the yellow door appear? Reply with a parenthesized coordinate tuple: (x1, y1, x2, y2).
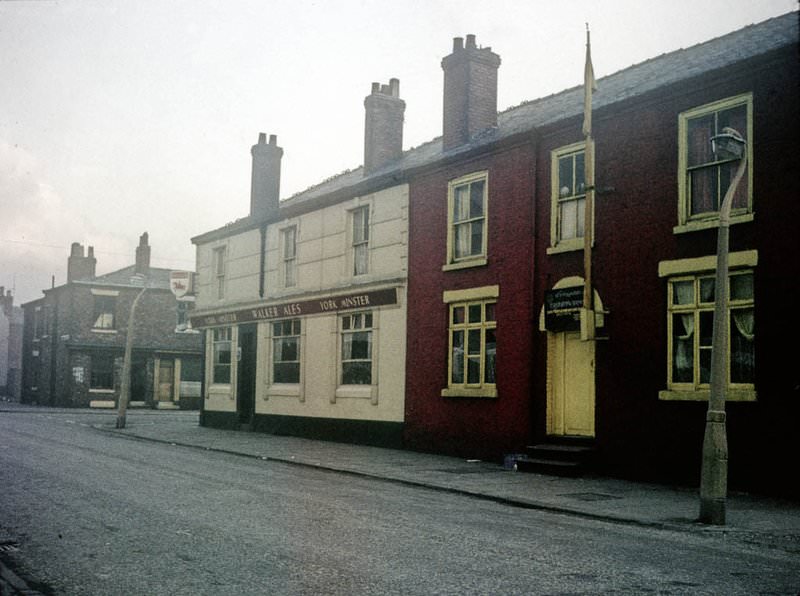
(549, 332, 595, 437)
(158, 359, 174, 402)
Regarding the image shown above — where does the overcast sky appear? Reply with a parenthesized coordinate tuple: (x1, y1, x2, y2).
(1, 0, 796, 305)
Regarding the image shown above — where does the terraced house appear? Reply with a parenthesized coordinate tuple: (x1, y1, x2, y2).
(192, 12, 798, 496)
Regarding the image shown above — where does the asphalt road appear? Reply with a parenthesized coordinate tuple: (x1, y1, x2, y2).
(1, 409, 798, 595)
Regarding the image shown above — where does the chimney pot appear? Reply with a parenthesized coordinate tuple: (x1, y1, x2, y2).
(250, 133, 283, 219)
(371, 82, 380, 93)
(466, 34, 477, 48)
(453, 37, 464, 52)
(363, 78, 405, 176)
(258, 132, 266, 144)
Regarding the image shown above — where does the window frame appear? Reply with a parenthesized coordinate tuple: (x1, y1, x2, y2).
(548, 141, 593, 254)
(271, 318, 302, 385)
(676, 93, 754, 233)
(658, 252, 757, 402)
(442, 286, 499, 398)
(339, 311, 374, 387)
(444, 171, 489, 270)
(213, 246, 227, 300)
(281, 225, 298, 288)
(92, 295, 116, 330)
(211, 327, 233, 386)
(90, 353, 115, 391)
(350, 205, 371, 277)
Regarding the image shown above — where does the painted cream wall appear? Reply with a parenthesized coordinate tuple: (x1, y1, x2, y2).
(194, 229, 262, 311)
(254, 297, 407, 422)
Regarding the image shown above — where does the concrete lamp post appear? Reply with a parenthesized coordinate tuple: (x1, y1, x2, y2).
(698, 127, 747, 525)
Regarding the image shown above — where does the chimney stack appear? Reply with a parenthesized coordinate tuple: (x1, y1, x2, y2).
(135, 232, 150, 276)
(364, 78, 405, 175)
(250, 133, 283, 220)
(67, 242, 97, 282)
(441, 34, 501, 151)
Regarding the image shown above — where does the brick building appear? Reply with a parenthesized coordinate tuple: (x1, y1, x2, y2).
(0, 287, 23, 401)
(21, 234, 203, 409)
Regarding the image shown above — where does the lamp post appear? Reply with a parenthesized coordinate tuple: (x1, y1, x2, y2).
(698, 127, 747, 525)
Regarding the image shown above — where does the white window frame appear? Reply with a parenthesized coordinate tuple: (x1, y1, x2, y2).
(350, 205, 371, 277)
(444, 171, 489, 270)
(211, 327, 233, 386)
(676, 93, 754, 233)
(213, 246, 227, 300)
(281, 226, 298, 288)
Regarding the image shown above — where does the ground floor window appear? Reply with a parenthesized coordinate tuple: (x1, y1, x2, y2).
(448, 299, 497, 390)
(212, 327, 232, 384)
(272, 319, 301, 384)
(667, 270, 754, 391)
(341, 312, 372, 385)
(90, 353, 115, 390)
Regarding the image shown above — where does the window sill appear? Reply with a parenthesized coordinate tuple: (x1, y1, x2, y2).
(91, 328, 118, 334)
(335, 384, 377, 404)
(266, 383, 302, 399)
(658, 389, 756, 402)
(673, 213, 754, 234)
(89, 389, 115, 394)
(546, 240, 587, 255)
(442, 257, 488, 272)
(441, 387, 498, 399)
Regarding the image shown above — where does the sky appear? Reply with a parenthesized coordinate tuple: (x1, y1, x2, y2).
(1, 0, 796, 305)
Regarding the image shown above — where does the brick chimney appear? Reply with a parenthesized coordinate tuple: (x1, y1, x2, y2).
(364, 78, 405, 175)
(135, 232, 151, 276)
(441, 34, 501, 151)
(250, 133, 283, 220)
(67, 242, 97, 282)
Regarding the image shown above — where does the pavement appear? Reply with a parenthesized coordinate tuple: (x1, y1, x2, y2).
(2, 405, 800, 594)
(102, 411, 800, 544)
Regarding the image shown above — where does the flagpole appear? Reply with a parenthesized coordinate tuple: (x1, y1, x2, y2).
(582, 25, 597, 340)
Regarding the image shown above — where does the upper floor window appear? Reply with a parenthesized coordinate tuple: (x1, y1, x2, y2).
(445, 172, 488, 269)
(213, 246, 226, 300)
(281, 226, 297, 287)
(341, 312, 372, 385)
(549, 142, 590, 252)
(678, 94, 752, 229)
(272, 319, 301, 384)
(92, 296, 116, 330)
(351, 206, 370, 276)
(212, 327, 232, 385)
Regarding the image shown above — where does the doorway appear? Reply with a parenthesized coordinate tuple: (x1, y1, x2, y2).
(237, 324, 257, 425)
(547, 331, 595, 437)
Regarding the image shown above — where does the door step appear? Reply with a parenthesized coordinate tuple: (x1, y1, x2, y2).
(513, 439, 596, 477)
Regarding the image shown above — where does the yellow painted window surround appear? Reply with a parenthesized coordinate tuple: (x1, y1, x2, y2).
(676, 93, 753, 233)
(444, 171, 489, 271)
(443, 289, 498, 399)
(548, 141, 593, 254)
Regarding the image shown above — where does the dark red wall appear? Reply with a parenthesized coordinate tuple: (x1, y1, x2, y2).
(405, 142, 537, 460)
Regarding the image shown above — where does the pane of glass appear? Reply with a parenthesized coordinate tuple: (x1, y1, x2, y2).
(576, 197, 585, 238)
(468, 304, 481, 323)
(280, 337, 298, 362)
(484, 328, 496, 384)
(730, 273, 753, 300)
(718, 105, 747, 139)
(699, 348, 711, 385)
(485, 302, 496, 322)
(274, 362, 299, 384)
(213, 365, 230, 385)
(690, 167, 718, 215)
(354, 244, 368, 275)
(292, 320, 301, 335)
(700, 278, 715, 303)
(467, 357, 481, 384)
(454, 186, 469, 222)
(451, 330, 464, 384)
(349, 331, 371, 359)
(575, 152, 585, 194)
(558, 156, 574, 197)
(364, 313, 373, 328)
(342, 361, 371, 385)
(468, 329, 481, 355)
(452, 306, 465, 325)
(730, 308, 754, 384)
(560, 200, 577, 240)
(342, 316, 351, 331)
(672, 281, 694, 305)
(454, 223, 470, 258)
(352, 313, 362, 329)
(699, 311, 714, 347)
(470, 180, 484, 218)
(273, 322, 282, 336)
(687, 114, 714, 166)
(672, 314, 694, 383)
(720, 160, 749, 210)
(470, 221, 483, 255)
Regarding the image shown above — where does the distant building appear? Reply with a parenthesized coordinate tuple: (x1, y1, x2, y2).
(0, 287, 23, 401)
(21, 234, 203, 409)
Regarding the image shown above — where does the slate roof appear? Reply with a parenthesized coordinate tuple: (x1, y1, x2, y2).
(195, 11, 798, 241)
(77, 265, 175, 290)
